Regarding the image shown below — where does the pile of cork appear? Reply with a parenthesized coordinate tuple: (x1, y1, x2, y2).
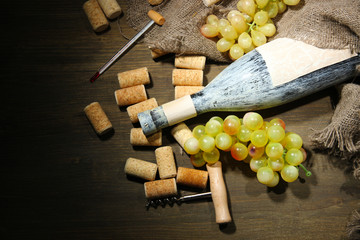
(84, 55, 209, 201)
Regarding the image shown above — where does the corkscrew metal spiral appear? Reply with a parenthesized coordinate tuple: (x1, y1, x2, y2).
(146, 192, 212, 209)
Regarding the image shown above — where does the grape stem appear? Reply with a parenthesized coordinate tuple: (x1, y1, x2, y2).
(298, 164, 312, 177)
(247, 21, 256, 33)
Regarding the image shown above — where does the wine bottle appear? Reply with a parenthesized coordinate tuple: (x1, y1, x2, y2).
(138, 38, 360, 136)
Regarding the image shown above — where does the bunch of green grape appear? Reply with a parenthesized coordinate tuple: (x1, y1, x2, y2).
(184, 112, 311, 187)
(200, 0, 301, 60)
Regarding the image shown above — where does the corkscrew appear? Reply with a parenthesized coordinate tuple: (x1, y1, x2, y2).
(146, 192, 212, 209)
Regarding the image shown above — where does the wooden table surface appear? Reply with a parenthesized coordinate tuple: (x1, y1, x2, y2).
(1, 1, 359, 239)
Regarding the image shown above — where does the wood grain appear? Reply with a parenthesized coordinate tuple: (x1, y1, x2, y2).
(0, 1, 359, 239)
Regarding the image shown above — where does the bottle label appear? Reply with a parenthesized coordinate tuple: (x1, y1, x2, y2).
(256, 38, 356, 87)
(162, 95, 197, 125)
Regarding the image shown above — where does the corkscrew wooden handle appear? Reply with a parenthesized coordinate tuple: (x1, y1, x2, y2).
(206, 161, 232, 224)
(147, 10, 165, 25)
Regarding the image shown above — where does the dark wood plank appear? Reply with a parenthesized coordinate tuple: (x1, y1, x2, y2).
(0, 1, 359, 239)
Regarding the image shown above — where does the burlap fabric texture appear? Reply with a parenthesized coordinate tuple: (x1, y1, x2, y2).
(126, 0, 360, 62)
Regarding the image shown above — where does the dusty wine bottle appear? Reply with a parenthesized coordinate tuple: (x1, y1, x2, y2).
(138, 38, 360, 136)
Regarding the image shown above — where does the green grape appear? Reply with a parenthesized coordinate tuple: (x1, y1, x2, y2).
(237, 0, 256, 17)
(192, 125, 206, 139)
(267, 125, 285, 142)
(257, 23, 276, 37)
(184, 137, 200, 155)
(244, 42, 255, 53)
(220, 25, 238, 40)
(200, 24, 219, 38)
(269, 118, 286, 130)
(285, 148, 303, 166)
(209, 116, 224, 125)
(216, 38, 235, 52)
(277, 1, 287, 13)
(205, 119, 223, 137)
(250, 156, 267, 172)
(203, 148, 220, 164)
(199, 135, 216, 152)
(300, 147, 307, 162)
(282, 132, 303, 150)
(218, 18, 230, 28)
(257, 166, 274, 185)
(251, 29, 267, 47)
(206, 14, 219, 26)
(227, 10, 242, 22)
(260, 121, 270, 131)
(283, 0, 301, 6)
(269, 157, 284, 171)
(266, 171, 280, 187)
(242, 13, 253, 23)
(223, 116, 241, 135)
(243, 112, 263, 130)
(231, 142, 248, 161)
(255, 0, 269, 8)
(190, 152, 206, 167)
(215, 132, 233, 151)
(248, 143, 265, 159)
(230, 15, 248, 34)
(224, 114, 241, 122)
(229, 44, 244, 61)
(253, 10, 269, 26)
(238, 32, 252, 50)
(250, 129, 268, 147)
(265, 142, 284, 159)
(237, 125, 252, 142)
(264, 1, 279, 18)
(281, 165, 299, 182)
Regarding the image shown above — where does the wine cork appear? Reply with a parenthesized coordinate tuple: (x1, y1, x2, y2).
(148, 0, 164, 6)
(150, 48, 168, 59)
(203, 0, 222, 7)
(174, 56, 206, 70)
(97, 0, 122, 19)
(172, 69, 203, 86)
(175, 86, 204, 99)
(130, 128, 162, 146)
(144, 178, 178, 199)
(118, 67, 150, 88)
(170, 122, 193, 149)
(83, 0, 109, 32)
(176, 167, 208, 189)
(124, 157, 157, 181)
(127, 98, 158, 123)
(114, 85, 147, 107)
(147, 10, 165, 25)
(84, 102, 113, 135)
(155, 146, 177, 179)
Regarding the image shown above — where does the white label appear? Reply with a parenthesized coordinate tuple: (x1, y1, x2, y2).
(162, 95, 197, 125)
(256, 38, 356, 87)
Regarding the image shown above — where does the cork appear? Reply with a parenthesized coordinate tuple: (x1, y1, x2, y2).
(174, 86, 204, 99)
(150, 48, 168, 59)
(155, 146, 177, 179)
(124, 157, 157, 181)
(148, 0, 164, 6)
(83, 0, 109, 33)
(97, 0, 122, 19)
(202, 0, 222, 7)
(147, 10, 165, 25)
(170, 122, 193, 149)
(114, 85, 147, 107)
(130, 128, 162, 146)
(174, 56, 206, 70)
(84, 102, 113, 135)
(172, 69, 203, 86)
(144, 178, 178, 199)
(127, 98, 158, 123)
(118, 67, 150, 88)
(176, 167, 208, 189)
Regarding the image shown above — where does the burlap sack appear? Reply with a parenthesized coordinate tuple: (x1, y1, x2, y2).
(126, 0, 360, 62)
